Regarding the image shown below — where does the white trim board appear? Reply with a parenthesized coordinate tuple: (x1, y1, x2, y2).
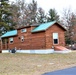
(2, 49, 54, 54)
(54, 50, 72, 53)
(2, 49, 72, 54)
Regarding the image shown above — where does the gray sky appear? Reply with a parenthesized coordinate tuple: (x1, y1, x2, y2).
(10, 0, 76, 16)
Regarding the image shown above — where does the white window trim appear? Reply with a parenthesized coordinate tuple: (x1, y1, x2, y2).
(21, 36, 24, 42)
(53, 33, 59, 45)
(21, 29, 27, 33)
(9, 38, 14, 44)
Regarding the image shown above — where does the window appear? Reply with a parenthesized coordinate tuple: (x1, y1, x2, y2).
(54, 39, 58, 44)
(53, 33, 59, 44)
(9, 38, 13, 44)
(21, 29, 27, 33)
(21, 36, 24, 42)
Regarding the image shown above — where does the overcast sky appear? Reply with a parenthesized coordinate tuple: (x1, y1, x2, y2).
(9, 0, 76, 16)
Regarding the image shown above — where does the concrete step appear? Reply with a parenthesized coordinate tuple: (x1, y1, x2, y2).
(54, 46, 71, 53)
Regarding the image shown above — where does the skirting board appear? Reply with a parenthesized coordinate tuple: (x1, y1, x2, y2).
(2, 49, 54, 54)
(2, 49, 72, 54)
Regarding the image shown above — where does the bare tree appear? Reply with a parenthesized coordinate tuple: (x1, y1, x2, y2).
(62, 8, 76, 45)
(10, 1, 21, 27)
(10, 0, 48, 28)
(36, 7, 47, 23)
(24, 0, 37, 25)
(11, 0, 38, 27)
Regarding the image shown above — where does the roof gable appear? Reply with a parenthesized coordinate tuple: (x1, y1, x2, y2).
(55, 23, 66, 31)
(1, 30, 17, 38)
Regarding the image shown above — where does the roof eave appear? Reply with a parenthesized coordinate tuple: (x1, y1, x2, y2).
(31, 30, 45, 33)
(1, 34, 17, 38)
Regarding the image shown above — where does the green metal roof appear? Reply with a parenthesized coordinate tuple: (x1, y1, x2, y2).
(31, 21, 56, 32)
(1, 21, 65, 38)
(1, 30, 17, 38)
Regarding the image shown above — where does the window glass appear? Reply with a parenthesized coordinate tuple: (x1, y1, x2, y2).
(21, 36, 24, 42)
(54, 39, 58, 44)
(53, 33, 58, 39)
(53, 33, 58, 44)
(9, 38, 13, 43)
(21, 29, 27, 33)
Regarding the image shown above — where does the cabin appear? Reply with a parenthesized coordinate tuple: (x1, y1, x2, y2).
(0, 21, 71, 54)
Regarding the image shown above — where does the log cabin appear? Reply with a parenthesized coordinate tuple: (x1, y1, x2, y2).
(0, 21, 71, 53)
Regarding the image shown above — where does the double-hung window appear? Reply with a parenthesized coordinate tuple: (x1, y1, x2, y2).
(53, 33, 59, 44)
(9, 38, 13, 44)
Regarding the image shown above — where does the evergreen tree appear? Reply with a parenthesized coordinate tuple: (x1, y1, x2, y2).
(0, 0, 15, 35)
(47, 9, 59, 22)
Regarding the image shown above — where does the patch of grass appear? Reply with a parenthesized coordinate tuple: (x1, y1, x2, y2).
(0, 52, 76, 75)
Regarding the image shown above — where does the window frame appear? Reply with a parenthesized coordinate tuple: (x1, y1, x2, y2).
(21, 36, 24, 42)
(21, 29, 27, 33)
(53, 33, 59, 45)
(9, 37, 14, 44)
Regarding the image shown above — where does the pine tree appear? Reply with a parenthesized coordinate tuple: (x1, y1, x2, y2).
(0, 0, 15, 35)
(47, 9, 59, 22)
